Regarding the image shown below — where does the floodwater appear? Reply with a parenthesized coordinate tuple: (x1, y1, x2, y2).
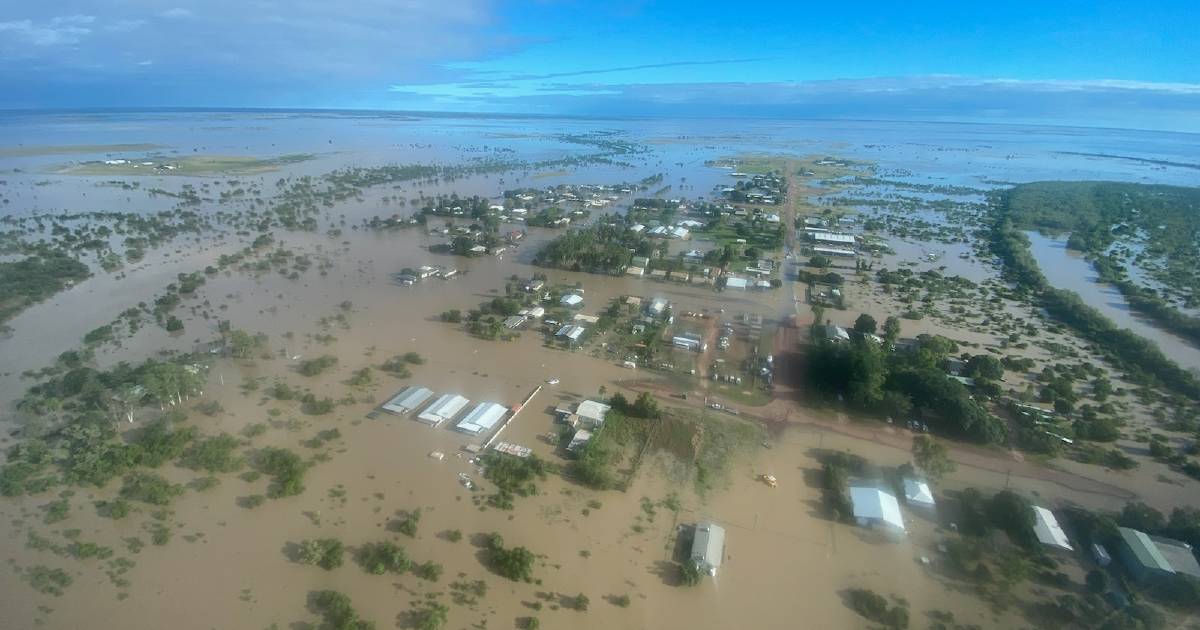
(2, 111, 1200, 629)
(1025, 230, 1200, 370)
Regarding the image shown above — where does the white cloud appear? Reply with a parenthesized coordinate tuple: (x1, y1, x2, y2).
(0, 15, 95, 46)
(160, 8, 194, 19)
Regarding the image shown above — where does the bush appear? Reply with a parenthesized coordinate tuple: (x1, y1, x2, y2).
(298, 355, 337, 377)
(298, 538, 344, 570)
(394, 509, 421, 537)
(486, 534, 536, 582)
(413, 561, 443, 582)
(356, 541, 410, 574)
(119, 472, 183, 506)
(570, 593, 590, 611)
(1086, 569, 1108, 593)
(312, 590, 374, 630)
(845, 588, 909, 629)
(256, 448, 308, 498)
(680, 561, 702, 586)
(180, 434, 243, 472)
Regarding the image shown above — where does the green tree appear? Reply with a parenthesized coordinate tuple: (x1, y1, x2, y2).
(883, 316, 902, 345)
(911, 435, 956, 482)
(853, 313, 878, 335)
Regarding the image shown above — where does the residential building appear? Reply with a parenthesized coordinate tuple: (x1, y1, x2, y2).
(850, 484, 906, 535)
(690, 522, 726, 577)
(575, 400, 611, 427)
(902, 478, 936, 512)
(1032, 506, 1073, 551)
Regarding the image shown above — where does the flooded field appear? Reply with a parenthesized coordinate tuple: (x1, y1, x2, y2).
(2, 111, 1199, 629)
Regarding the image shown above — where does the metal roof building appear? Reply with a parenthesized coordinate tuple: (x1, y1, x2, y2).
(560, 294, 584, 307)
(381, 386, 434, 416)
(690, 522, 726, 576)
(416, 394, 470, 427)
(1118, 527, 1175, 583)
(850, 484, 906, 535)
(902, 478, 936, 510)
(575, 400, 611, 427)
(724, 277, 748, 290)
(812, 232, 856, 245)
(455, 402, 508, 435)
(1033, 506, 1073, 551)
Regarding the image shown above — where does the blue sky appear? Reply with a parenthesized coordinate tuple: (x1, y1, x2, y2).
(2, 1, 1198, 130)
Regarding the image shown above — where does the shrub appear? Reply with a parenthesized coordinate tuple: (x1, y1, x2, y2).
(298, 538, 344, 570)
(356, 541, 410, 575)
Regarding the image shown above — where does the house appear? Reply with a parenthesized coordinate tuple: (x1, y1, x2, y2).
(381, 386, 434, 416)
(647, 298, 669, 316)
(683, 249, 705, 262)
(567, 429, 592, 452)
(669, 226, 690, 239)
(527, 306, 545, 319)
(416, 394, 470, 427)
(575, 400, 611, 427)
(724, 277, 748, 290)
(524, 279, 545, 292)
(813, 246, 856, 258)
(455, 402, 507, 436)
(812, 232, 856, 245)
(560, 293, 584, 307)
(690, 522, 726, 577)
(850, 484, 906, 535)
(503, 315, 527, 330)
(573, 313, 599, 324)
(625, 266, 645, 277)
(673, 333, 705, 352)
(1118, 527, 1200, 583)
(630, 224, 646, 233)
(822, 324, 851, 343)
(649, 269, 669, 280)
(902, 478, 936, 511)
(556, 325, 586, 345)
(1032, 506, 1073, 551)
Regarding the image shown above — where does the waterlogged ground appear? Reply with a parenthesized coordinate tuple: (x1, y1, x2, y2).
(1, 112, 1199, 629)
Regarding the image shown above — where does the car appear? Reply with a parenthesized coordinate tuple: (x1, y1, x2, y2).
(546, 378, 560, 385)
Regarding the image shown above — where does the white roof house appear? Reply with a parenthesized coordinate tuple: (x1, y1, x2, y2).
(575, 400, 611, 427)
(556, 325, 586, 343)
(567, 429, 592, 452)
(561, 293, 584, 307)
(527, 306, 545, 319)
(381, 386, 434, 416)
(725, 277, 748, 290)
(455, 402, 508, 435)
(691, 522, 726, 576)
(416, 394, 470, 427)
(625, 266, 645, 277)
(630, 224, 646, 233)
(850, 485, 906, 535)
(1033, 506, 1073, 551)
(903, 478, 936, 510)
(823, 324, 851, 342)
(813, 232, 856, 245)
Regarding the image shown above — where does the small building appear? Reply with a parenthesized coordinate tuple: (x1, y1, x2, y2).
(630, 224, 646, 233)
(416, 394, 470, 427)
(690, 522, 726, 577)
(812, 232, 856, 245)
(1118, 527, 1177, 583)
(527, 306, 545, 319)
(381, 386, 434, 416)
(649, 269, 669, 280)
(813, 246, 857, 258)
(575, 400, 611, 428)
(625, 266, 645, 277)
(647, 298, 669, 316)
(822, 324, 851, 343)
(560, 294, 584, 308)
(724, 277, 748, 290)
(631, 256, 650, 268)
(573, 313, 599, 324)
(850, 484, 906, 535)
(673, 333, 705, 352)
(504, 315, 527, 330)
(524, 279, 545, 292)
(567, 429, 592, 452)
(902, 478, 936, 511)
(556, 325, 586, 345)
(1033, 506, 1073, 551)
(455, 402, 508, 436)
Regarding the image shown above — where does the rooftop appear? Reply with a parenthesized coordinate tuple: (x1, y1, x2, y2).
(902, 478, 935, 508)
(381, 386, 434, 415)
(455, 402, 507, 435)
(416, 393, 470, 426)
(1033, 506, 1073, 551)
(691, 522, 726, 573)
(1120, 527, 1174, 574)
(850, 484, 905, 532)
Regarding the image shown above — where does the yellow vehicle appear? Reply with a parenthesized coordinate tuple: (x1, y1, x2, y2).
(758, 474, 778, 488)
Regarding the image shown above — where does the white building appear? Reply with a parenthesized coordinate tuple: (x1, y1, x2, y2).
(1033, 506, 1073, 551)
(381, 386, 434, 416)
(556, 325, 586, 345)
(690, 522, 726, 576)
(567, 429, 592, 452)
(560, 294, 584, 307)
(902, 478, 936, 511)
(724, 277, 748, 290)
(416, 394, 470, 427)
(455, 402, 508, 435)
(850, 484, 906, 535)
(812, 232, 856, 245)
(575, 400, 611, 427)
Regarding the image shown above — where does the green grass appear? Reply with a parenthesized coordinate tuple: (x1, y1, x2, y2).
(60, 153, 315, 176)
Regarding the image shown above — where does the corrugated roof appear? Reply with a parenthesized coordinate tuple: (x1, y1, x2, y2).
(381, 386, 433, 415)
(576, 400, 610, 423)
(1033, 506, 1072, 551)
(1120, 527, 1174, 573)
(416, 394, 469, 426)
(455, 402, 507, 435)
(691, 522, 725, 570)
(850, 485, 905, 531)
(902, 478, 935, 507)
